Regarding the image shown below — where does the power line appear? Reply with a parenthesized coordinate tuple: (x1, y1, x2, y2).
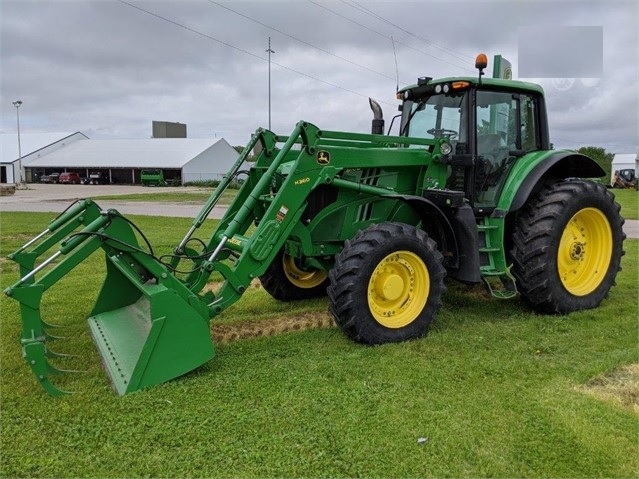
(117, 0, 396, 107)
(208, 0, 401, 84)
(344, 0, 474, 64)
(306, 0, 470, 72)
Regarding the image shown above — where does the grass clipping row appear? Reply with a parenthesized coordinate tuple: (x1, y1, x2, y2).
(212, 312, 335, 344)
(580, 363, 639, 414)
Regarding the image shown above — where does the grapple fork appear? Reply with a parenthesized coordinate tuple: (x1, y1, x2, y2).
(5, 199, 214, 396)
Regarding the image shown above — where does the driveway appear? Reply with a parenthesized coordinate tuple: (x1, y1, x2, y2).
(1, 183, 638, 238)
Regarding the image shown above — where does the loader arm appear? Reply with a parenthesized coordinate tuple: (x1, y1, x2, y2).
(174, 121, 440, 317)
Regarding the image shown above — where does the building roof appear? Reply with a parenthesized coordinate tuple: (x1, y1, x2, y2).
(25, 138, 232, 169)
(1, 132, 86, 163)
(612, 153, 638, 165)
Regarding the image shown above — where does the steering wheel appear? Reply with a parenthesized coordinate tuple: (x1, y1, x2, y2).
(427, 128, 458, 139)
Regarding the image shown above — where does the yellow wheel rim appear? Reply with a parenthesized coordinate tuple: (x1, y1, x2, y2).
(557, 207, 612, 296)
(368, 251, 430, 328)
(282, 254, 327, 289)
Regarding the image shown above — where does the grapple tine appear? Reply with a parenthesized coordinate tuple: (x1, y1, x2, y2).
(22, 340, 72, 396)
(39, 378, 73, 397)
(44, 332, 67, 341)
(47, 362, 83, 375)
(42, 319, 64, 329)
(46, 348, 77, 359)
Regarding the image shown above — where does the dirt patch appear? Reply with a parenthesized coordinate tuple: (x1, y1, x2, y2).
(579, 363, 639, 414)
(212, 311, 335, 344)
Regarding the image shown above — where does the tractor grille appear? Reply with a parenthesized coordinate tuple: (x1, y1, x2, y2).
(356, 168, 382, 222)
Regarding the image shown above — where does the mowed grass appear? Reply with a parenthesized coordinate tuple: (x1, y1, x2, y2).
(92, 189, 236, 205)
(0, 211, 637, 478)
(611, 188, 639, 220)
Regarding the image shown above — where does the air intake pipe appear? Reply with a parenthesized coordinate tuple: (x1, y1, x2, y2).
(369, 98, 384, 135)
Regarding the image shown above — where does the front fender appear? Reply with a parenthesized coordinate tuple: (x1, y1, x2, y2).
(390, 194, 481, 283)
(498, 150, 605, 213)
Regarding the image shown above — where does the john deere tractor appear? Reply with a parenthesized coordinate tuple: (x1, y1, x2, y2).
(5, 54, 625, 396)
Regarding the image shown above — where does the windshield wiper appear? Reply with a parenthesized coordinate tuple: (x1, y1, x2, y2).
(400, 100, 425, 136)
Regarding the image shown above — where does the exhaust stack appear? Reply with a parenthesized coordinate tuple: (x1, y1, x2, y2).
(369, 98, 385, 135)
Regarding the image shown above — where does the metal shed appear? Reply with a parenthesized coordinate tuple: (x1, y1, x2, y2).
(24, 137, 239, 185)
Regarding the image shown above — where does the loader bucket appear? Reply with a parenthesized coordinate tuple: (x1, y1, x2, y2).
(5, 201, 215, 396)
(86, 254, 215, 395)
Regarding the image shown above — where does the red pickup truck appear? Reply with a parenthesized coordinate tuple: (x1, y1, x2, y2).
(58, 172, 81, 184)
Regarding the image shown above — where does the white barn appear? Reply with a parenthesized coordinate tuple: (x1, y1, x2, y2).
(24, 137, 239, 185)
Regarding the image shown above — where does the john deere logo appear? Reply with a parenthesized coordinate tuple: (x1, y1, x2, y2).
(317, 151, 330, 165)
(503, 67, 513, 79)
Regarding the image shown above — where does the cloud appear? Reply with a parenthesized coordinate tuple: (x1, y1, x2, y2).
(1, 0, 637, 153)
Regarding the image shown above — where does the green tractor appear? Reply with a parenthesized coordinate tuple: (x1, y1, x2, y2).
(5, 55, 625, 396)
(141, 169, 167, 187)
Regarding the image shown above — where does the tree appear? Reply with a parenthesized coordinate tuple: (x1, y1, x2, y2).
(233, 145, 256, 162)
(577, 146, 614, 180)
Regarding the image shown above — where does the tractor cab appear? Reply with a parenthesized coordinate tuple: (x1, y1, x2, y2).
(397, 60, 548, 212)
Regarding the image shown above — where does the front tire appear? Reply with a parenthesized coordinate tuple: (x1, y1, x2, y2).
(511, 180, 625, 313)
(328, 223, 446, 344)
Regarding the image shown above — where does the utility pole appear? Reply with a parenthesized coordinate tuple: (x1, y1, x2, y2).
(12, 100, 23, 187)
(266, 37, 275, 130)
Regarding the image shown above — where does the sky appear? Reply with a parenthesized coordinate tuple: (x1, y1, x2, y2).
(1, 0, 637, 154)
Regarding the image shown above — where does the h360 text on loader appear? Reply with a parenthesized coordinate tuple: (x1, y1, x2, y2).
(5, 54, 625, 396)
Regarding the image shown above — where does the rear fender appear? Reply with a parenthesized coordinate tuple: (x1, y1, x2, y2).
(501, 150, 605, 213)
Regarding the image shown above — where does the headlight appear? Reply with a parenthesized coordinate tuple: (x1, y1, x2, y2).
(440, 142, 452, 155)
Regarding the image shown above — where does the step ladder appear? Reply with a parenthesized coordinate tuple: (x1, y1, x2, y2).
(477, 219, 518, 299)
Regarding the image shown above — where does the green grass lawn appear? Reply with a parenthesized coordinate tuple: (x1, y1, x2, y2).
(1, 212, 637, 478)
(92, 189, 236, 205)
(611, 188, 639, 220)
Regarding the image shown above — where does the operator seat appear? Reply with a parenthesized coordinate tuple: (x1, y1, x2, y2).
(475, 134, 508, 202)
(477, 134, 503, 166)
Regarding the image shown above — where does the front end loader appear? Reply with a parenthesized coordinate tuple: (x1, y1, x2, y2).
(5, 55, 625, 396)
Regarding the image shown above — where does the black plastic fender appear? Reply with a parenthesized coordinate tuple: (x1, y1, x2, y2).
(389, 194, 481, 284)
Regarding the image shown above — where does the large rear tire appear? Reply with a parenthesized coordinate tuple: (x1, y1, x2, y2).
(327, 223, 446, 344)
(511, 180, 625, 314)
(260, 249, 329, 301)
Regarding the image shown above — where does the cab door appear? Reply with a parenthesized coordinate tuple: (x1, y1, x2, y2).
(472, 89, 541, 211)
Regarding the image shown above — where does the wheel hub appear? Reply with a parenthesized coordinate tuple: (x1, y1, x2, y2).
(570, 241, 586, 260)
(374, 272, 404, 301)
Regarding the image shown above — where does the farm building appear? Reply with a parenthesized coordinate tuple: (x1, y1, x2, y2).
(1, 132, 88, 183)
(14, 136, 238, 185)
